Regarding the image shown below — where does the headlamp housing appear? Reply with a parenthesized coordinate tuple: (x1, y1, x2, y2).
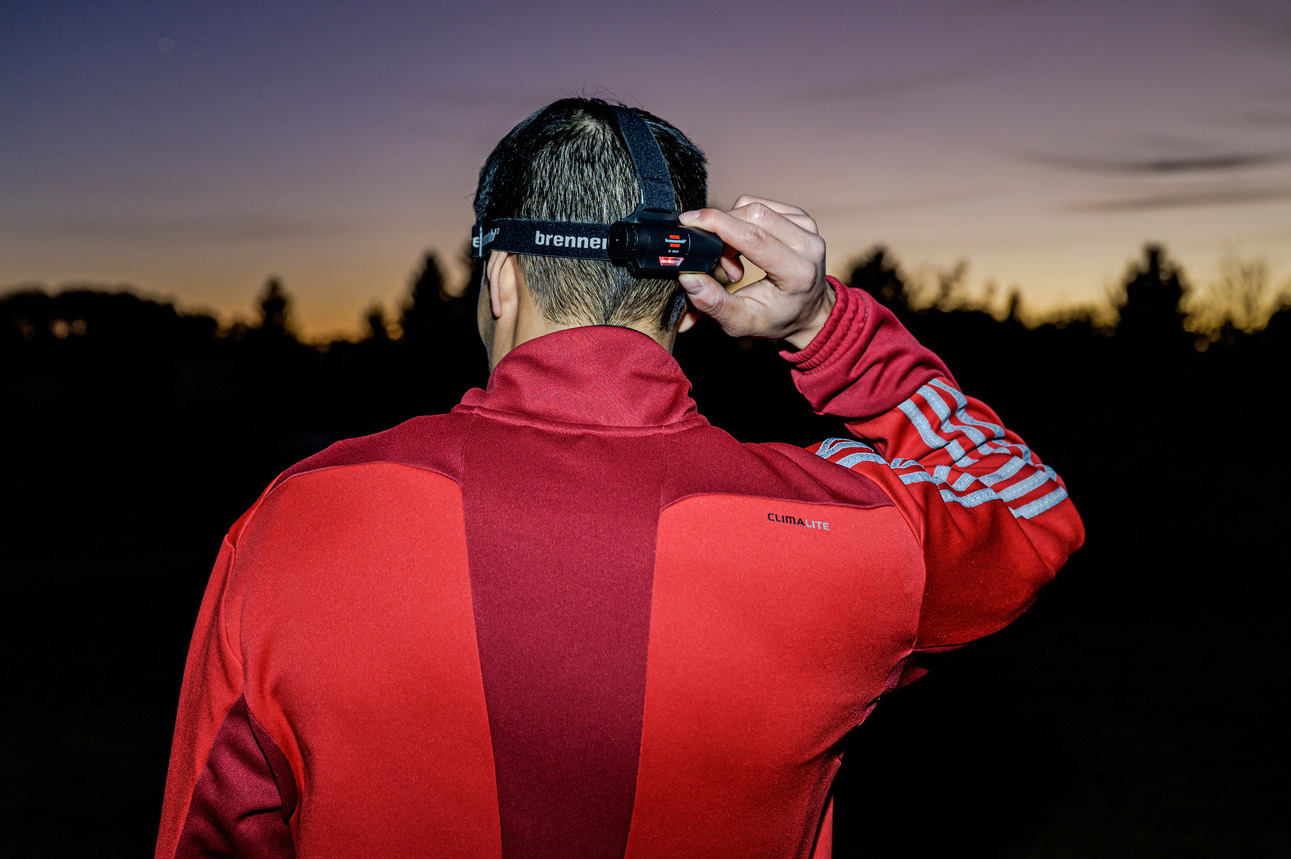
(607, 207, 722, 275)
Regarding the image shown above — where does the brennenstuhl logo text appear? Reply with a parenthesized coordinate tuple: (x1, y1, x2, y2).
(767, 512, 830, 531)
(534, 231, 607, 250)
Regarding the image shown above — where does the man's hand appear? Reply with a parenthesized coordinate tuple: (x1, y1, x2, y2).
(677, 195, 835, 350)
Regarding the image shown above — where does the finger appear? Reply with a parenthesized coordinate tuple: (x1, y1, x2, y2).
(731, 195, 818, 235)
(682, 205, 800, 256)
(680, 207, 819, 286)
(729, 200, 817, 253)
(719, 246, 745, 283)
(730, 200, 819, 252)
(731, 195, 807, 217)
(679, 208, 744, 282)
(684, 202, 809, 250)
(681, 207, 795, 279)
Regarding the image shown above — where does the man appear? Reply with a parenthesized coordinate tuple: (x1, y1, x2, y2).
(157, 98, 1083, 858)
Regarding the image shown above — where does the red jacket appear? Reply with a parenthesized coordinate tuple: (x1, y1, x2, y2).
(157, 280, 1083, 858)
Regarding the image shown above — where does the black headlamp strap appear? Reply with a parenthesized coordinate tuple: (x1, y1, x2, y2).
(471, 105, 681, 261)
(609, 106, 676, 213)
(472, 219, 611, 260)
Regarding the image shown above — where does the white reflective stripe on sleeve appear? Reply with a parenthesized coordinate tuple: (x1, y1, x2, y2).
(898, 397, 954, 454)
(1011, 485, 1069, 519)
(998, 465, 1057, 502)
(927, 378, 1005, 439)
(919, 384, 991, 454)
(817, 379, 1064, 520)
(816, 437, 872, 459)
(837, 450, 888, 467)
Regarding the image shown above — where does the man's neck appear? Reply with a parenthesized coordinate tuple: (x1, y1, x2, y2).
(491, 300, 675, 369)
(480, 255, 679, 370)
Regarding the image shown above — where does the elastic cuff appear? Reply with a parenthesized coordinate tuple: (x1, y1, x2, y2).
(780, 277, 865, 371)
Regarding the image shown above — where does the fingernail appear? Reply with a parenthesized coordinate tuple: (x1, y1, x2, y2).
(679, 210, 699, 224)
(678, 273, 700, 291)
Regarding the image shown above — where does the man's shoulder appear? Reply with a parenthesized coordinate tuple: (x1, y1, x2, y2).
(224, 412, 473, 545)
(660, 424, 897, 514)
(270, 413, 468, 491)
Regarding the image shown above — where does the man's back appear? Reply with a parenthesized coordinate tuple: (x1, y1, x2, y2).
(158, 287, 1081, 858)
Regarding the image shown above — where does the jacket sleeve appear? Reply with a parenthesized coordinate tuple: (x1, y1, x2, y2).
(155, 508, 297, 859)
(785, 278, 1084, 681)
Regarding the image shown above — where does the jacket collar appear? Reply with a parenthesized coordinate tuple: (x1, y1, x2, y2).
(455, 326, 707, 431)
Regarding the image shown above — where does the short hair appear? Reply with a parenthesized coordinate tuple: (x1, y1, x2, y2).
(473, 98, 708, 331)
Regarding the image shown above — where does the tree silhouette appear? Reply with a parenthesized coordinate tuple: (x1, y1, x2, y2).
(364, 302, 391, 343)
(400, 253, 448, 344)
(254, 276, 294, 341)
(1202, 254, 1277, 344)
(932, 261, 971, 312)
(396, 250, 487, 410)
(1114, 244, 1191, 354)
(1262, 295, 1291, 352)
(845, 246, 915, 319)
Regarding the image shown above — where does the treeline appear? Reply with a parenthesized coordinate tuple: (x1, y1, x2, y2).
(6, 241, 1288, 353)
(4, 242, 1288, 452)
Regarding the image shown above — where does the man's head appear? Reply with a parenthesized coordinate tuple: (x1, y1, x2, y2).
(473, 98, 708, 337)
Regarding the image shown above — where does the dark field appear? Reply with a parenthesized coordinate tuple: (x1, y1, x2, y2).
(3, 281, 1288, 857)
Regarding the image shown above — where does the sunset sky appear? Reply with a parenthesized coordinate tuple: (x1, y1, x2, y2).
(3, 0, 1289, 340)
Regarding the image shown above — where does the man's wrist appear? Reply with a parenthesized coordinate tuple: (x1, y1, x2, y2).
(780, 277, 859, 370)
(782, 281, 837, 351)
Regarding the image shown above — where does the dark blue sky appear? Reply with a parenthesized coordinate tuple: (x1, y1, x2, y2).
(3, 0, 1289, 337)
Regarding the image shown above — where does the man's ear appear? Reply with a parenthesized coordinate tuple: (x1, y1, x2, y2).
(677, 302, 701, 334)
(485, 250, 520, 321)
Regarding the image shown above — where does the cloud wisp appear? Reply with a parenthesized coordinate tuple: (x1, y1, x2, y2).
(787, 65, 992, 103)
(1065, 184, 1291, 213)
(1026, 151, 1290, 175)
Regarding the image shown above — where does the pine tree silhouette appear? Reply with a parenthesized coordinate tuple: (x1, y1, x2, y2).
(252, 276, 295, 343)
(846, 246, 915, 320)
(1115, 244, 1191, 354)
(400, 253, 447, 345)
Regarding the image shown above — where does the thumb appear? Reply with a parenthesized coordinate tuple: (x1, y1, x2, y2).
(678, 273, 729, 317)
(679, 272, 756, 336)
